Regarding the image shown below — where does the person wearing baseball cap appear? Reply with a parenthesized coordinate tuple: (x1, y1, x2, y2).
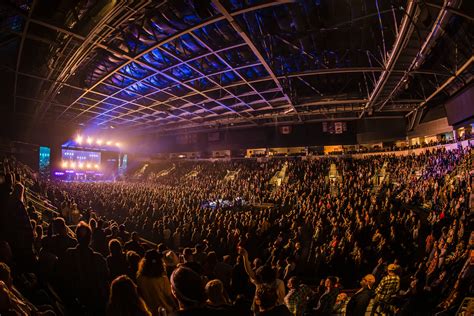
(370, 264, 400, 315)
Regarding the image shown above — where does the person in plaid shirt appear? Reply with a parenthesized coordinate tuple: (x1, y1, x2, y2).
(370, 264, 400, 315)
(375, 264, 400, 301)
(284, 277, 314, 316)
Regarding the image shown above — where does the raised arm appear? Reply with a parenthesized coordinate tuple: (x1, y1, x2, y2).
(238, 247, 257, 283)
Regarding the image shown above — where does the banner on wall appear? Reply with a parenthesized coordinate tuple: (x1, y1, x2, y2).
(323, 121, 347, 134)
(280, 126, 292, 134)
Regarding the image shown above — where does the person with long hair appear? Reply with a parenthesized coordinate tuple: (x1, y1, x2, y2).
(107, 275, 151, 316)
(137, 249, 177, 315)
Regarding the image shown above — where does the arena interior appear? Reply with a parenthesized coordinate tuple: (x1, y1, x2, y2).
(0, 0, 473, 315)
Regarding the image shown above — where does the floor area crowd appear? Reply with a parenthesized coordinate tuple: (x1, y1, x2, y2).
(0, 146, 472, 315)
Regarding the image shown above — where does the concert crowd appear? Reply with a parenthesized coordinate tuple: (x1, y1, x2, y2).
(0, 146, 472, 316)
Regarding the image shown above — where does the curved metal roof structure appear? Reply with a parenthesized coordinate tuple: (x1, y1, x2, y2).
(0, 0, 472, 134)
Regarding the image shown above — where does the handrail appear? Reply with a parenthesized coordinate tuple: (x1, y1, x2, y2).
(139, 237, 157, 248)
(26, 189, 57, 210)
(25, 188, 59, 216)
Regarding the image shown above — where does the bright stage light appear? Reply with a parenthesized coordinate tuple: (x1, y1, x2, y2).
(94, 164, 99, 169)
(78, 162, 84, 169)
(86, 163, 92, 169)
(86, 137, 93, 145)
(96, 139, 103, 145)
(70, 162, 76, 168)
(106, 141, 112, 146)
(61, 161, 68, 168)
(115, 142, 121, 147)
(76, 135, 83, 144)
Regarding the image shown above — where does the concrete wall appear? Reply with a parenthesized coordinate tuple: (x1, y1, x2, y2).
(356, 118, 407, 144)
(143, 121, 358, 153)
(408, 117, 452, 138)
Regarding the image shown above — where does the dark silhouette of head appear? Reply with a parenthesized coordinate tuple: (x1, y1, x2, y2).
(76, 221, 92, 247)
(109, 239, 123, 257)
(171, 267, 206, 309)
(137, 249, 165, 278)
(255, 285, 278, 311)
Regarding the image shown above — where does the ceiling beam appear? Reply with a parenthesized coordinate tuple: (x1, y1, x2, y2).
(211, 0, 302, 121)
(57, 0, 294, 119)
(94, 46, 261, 126)
(424, 2, 474, 22)
(377, 0, 457, 111)
(406, 55, 474, 117)
(1, 65, 204, 123)
(13, 0, 36, 113)
(17, 1, 151, 120)
(132, 112, 406, 136)
(6, 65, 425, 125)
(361, 0, 418, 117)
(127, 95, 420, 132)
(188, 32, 275, 110)
(156, 67, 448, 105)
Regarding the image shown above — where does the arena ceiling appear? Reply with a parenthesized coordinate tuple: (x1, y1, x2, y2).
(0, 0, 473, 134)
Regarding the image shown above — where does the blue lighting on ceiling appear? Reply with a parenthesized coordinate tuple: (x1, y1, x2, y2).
(241, 65, 267, 79)
(182, 12, 200, 25)
(123, 34, 149, 53)
(141, 48, 176, 69)
(150, 16, 177, 36)
(169, 64, 198, 80)
(167, 84, 190, 96)
(107, 74, 136, 88)
(128, 82, 154, 95)
(119, 62, 151, 79)
(189, 77, 214, 90)
(189, 56, 226, 74)
(117, 90, 139, 100)
(162, 33, 206, 58)
(220, 71, 239, 85)
(146, 74, 172, 88)
(75, 0, 376, 129)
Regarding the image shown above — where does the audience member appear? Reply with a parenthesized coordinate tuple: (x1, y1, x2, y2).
(346, 274, 376, 316)
(56, 221, 109, 314)
(107, 275, 151, 316)
(137, 249, 176, 314)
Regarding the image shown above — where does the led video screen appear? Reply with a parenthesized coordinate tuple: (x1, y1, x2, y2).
(39, 146, 50, 177)
(61, 149, 101, 165)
